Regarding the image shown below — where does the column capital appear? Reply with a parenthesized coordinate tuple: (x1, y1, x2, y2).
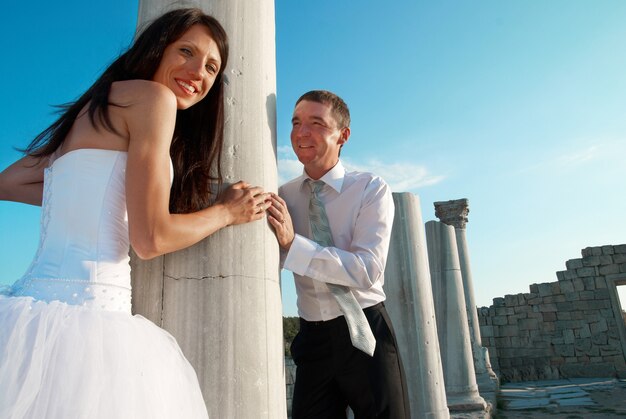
(434, 198, 470, 229)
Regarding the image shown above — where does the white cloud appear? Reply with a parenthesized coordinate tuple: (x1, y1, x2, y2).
(277, 145, 293, 156)
(516, 139, 625, 175)
(557, 145, 599, 166)
(277, 158, 303, 185)
(277, 156, 444, 192)
(343, 159, 445, 192)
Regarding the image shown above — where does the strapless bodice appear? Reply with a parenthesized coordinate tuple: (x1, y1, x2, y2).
(9, 149, 132, 312)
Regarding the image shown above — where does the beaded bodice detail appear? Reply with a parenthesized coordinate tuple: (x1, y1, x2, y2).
(9, 149, 131, 312)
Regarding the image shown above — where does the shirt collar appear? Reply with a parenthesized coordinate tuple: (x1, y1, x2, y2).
(298, 161, 346, 193)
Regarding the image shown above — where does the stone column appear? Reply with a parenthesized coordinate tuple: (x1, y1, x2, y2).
(425, 221, 486, 412)
(384, 193, 449, 419)
(434, 199, 498, 393)
(132, 1, 286, 418)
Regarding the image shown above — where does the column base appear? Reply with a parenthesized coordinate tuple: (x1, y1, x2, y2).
(447, 391, 487, 412)
(476, 371, 499, 393)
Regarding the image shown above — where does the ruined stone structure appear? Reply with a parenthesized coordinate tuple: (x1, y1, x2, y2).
(434, 199, 499, 394)
(385, 193, 449, 418)
(478, 244, 626, 382)
(282, 195, 626, 414)
(426, 221, 487, 412)
(285, 357, 296, 418)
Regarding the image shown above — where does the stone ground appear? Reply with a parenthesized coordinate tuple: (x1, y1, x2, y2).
(493, 378, 626, 418)
(295, 377, 626, 419)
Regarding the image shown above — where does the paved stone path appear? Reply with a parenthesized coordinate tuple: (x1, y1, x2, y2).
(495, 378, 626, 418)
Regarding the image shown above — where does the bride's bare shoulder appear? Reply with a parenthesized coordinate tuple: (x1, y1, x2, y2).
(109, 80, 176, 109)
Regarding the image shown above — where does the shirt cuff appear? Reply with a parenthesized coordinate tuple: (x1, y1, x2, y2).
(283, 234, 318, 276)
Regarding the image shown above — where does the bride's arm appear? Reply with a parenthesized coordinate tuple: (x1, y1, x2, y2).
(123, 81, 267, 260)
(0, 156, 47, 206)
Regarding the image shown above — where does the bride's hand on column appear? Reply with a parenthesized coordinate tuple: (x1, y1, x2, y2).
(216, 180, 270, 226)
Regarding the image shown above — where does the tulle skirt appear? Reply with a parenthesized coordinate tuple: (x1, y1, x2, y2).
(0, 295, 209, 419)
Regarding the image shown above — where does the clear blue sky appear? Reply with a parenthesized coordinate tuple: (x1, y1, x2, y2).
(1, 1, 625, 316)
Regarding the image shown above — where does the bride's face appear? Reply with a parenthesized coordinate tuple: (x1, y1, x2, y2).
(152, 24, 222, 110)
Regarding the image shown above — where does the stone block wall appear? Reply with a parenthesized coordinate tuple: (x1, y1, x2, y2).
(285, 357, 295, 417)
(478, 244, 626, 382)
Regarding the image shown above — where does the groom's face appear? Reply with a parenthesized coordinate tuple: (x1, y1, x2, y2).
(290, 100, 349, 175)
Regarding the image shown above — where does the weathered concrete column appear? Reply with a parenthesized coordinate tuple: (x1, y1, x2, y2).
(384, 193, 449, 419)
(425, 221, 486, 412)
(131, 1, 286, 418)
(434, 199, 498, 393)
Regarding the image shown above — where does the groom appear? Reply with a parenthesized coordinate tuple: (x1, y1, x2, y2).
(268, 90, 409, 419)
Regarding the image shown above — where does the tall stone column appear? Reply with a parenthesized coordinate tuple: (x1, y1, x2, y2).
(434, 199, 498, 393)
(131, 1, 286, 418)
(384, 193, 449, 419)
(425, 221, 486, 412)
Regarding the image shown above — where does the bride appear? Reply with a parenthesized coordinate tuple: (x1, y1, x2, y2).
(0, 8, 268, 419)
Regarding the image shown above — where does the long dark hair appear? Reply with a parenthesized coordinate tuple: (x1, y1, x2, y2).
(24, 8, 229, 213)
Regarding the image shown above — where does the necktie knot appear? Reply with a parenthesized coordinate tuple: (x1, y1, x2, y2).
(306, 179, 325, 195)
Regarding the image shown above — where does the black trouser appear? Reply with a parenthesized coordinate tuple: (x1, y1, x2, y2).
(290, 302, 410, 419)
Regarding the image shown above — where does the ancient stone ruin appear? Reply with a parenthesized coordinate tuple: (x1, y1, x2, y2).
(285, 195, 625, 418)
(479, 244, 626, 382)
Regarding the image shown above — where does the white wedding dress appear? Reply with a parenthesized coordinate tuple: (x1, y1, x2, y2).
(0, 149, 209, 419)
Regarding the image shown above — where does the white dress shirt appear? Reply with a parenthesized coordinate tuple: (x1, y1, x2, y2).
(280, 161, 395, 322)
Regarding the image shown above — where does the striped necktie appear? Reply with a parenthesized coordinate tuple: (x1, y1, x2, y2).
(307, 179, 376, 356)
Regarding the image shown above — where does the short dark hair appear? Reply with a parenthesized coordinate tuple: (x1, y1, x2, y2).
(25, 8, 229, 213)
(295, 90, 350, 129)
